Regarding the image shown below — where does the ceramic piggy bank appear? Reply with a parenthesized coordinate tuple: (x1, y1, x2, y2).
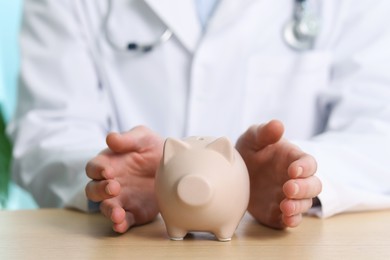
(155, 136, 250, 241)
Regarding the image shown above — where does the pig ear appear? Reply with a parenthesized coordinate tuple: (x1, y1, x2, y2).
(163, 138, 190, 164)
(206, 137, 234, 163)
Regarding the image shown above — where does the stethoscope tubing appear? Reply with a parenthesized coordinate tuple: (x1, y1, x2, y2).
(104, 0, 320, 53)
(104, 0, 173, 53)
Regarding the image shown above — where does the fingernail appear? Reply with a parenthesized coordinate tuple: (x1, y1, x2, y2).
(296, 166, 303, 177)
(105, 185, 112, 195)
(291, 202, 296, 215)
(293, 182, 299, 196)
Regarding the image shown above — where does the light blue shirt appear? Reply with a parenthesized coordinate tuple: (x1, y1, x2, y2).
(195, 0, 220, 29)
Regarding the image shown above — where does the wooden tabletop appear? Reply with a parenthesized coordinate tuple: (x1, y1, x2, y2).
(1, 209, 390, 259)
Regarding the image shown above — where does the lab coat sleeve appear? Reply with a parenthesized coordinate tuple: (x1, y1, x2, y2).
(8, 0, 110, 211)
(299, 1, 390, 218)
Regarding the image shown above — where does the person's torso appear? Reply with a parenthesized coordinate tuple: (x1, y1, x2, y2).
(78, 0, 355, 141)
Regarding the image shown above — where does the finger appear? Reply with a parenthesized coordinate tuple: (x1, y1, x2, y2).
(113, 211, 136, 233)
(282, 213, 302, 228)
(85, 180, 120, 202)
(253, 120, 285, 150)
(85, 154, 115, 180)
(280, 198, 313, 217)
(100, 201, 136, 233)
(106, 125, 154, 153)
(283, 176, 322, 199)
(288, 154, 317, 178)
(100, 199, 124, 223)
(85, 157, 105, 180)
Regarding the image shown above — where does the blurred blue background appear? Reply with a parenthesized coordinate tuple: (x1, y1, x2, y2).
(0, 0, 38, 210)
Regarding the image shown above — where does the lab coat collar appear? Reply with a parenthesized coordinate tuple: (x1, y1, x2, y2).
(143, 0, 202, 52)
(143, 0, 256, 52)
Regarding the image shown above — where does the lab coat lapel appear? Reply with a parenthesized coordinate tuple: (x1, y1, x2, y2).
(143, 0, 201, 52)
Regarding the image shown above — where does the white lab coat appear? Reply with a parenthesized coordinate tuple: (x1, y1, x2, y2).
(8, 0, 390, 217)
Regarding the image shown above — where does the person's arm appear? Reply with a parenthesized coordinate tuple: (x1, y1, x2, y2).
(297, 0, 390, 218)
(8, 0, 110, 210)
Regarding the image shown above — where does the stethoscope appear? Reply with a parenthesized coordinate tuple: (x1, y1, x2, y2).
(283, 0, 321, 51)
(104, 0, 173, 53)
(105, 0, 321, 53)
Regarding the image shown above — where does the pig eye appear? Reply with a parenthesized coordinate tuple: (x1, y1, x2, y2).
(197, 137, 205, 141)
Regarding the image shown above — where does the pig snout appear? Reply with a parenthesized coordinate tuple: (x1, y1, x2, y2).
(177, 175, 212, 207)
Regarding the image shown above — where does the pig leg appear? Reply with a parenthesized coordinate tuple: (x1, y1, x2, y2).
(213, 226, 236, 242)
(166, 225, 187, 241)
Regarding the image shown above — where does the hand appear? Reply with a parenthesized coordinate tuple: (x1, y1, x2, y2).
(85, 126, 164, 233)
(236, 120, 322, 229)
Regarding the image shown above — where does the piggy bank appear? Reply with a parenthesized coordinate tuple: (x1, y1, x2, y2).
(155, 136, 250, 241)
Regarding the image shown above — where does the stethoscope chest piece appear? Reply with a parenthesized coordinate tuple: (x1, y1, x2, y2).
(283, 0, 321, 51)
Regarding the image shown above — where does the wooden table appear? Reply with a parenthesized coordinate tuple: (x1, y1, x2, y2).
(1, 209, 389, 259)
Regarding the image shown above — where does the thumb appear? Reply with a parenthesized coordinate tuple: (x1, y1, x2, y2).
(238, 120, 284, 151)
(253, 120, 284, 150)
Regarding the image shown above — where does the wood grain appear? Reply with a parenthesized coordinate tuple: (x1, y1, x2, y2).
(1, 209, 389, 259)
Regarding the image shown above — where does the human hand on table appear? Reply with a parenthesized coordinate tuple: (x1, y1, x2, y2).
(85, 126, 164, 233)
(236, 120, 322, 229)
